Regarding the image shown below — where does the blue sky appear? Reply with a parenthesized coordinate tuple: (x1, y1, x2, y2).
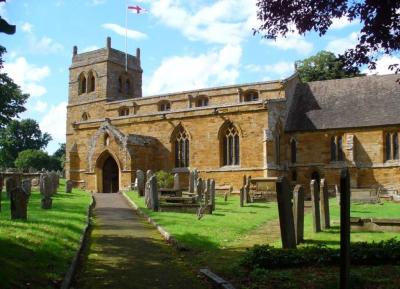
(1, 0, 398, 153)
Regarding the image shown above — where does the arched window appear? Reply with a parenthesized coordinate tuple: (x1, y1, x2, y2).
(81, 112, 89, 121)
(118, 107, 129, 116)
(118, 76, 123, 93)
(159, 100, 171, 112)
(196, 96, 209, 107)
(87, 71, 95, 92)
(174, 126, 189, 168)
(78, 73, 86, 95)
(125, 79, 131, 94)
(244, 90, 259, 102)
(385, 132, 399, 161)
(222, 123, 240, 166)
(290, 138, 297, 164)
(331, 135, 344, 161)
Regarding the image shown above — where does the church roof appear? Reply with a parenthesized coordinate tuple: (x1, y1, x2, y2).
(285, 74, 400, 132)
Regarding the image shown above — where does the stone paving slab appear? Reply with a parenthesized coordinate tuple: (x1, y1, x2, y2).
(74, 193, 208, 289)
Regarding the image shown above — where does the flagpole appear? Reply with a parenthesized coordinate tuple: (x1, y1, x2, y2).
(125, 0, 128, 71)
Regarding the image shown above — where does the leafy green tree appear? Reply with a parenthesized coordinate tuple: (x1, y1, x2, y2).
(0, 119, 52, 168)
(0, 45, 29, 128)
(51, 143, 65, 171)
(295, 51, 361, 82)
(14, 149, 50, 172)
(255, 0, 400, 73)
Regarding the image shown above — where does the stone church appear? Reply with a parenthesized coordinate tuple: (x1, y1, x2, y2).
(66, 37, 400, 193)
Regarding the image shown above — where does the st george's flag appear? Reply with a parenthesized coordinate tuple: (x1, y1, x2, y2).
(128, 5, 148, 14)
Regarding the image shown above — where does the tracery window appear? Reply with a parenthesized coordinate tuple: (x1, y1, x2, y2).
(79, 73, 86, 95)
(222, 123, 240, 166)
(174, 127, 189, 168)
(88, 71, 95, 92)
(385, 132, 399, 161)
(331, 135, 344, 161)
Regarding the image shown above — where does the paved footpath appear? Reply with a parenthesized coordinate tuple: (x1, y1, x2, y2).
(74, 193, 208, 289)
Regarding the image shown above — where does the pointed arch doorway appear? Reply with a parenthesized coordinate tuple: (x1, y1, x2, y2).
(96, 151, 120, 193)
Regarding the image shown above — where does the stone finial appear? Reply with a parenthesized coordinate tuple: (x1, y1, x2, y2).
(106, 37, 112, 49)
(73, 46, 78, 56)
(136, 48, 141, 64)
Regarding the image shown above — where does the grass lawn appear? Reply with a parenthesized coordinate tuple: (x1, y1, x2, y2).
(0, 180, 92, 289)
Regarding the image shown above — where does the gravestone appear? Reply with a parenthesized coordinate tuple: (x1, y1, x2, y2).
(335, 184, 341, 205)
(240, 187, 244, 207)
(189, 170, 195, 194)
(66, 180, 73, 193)
(310, 179, 321, 233)
(293, 184, 305, 244)
(10, 187, 30, 220)
(149, 176, 159, 212)
(276, 176, 296, 249)
(6, 177, 17, 199)
(205, 179, 211, 205)
(31, 178, 39, 187)
(22, 179, 32, 196)
(144, 170, 153, 208)
(210, 179, 216, 211)
(196, 178, 204, 202)
(320, 178, 331, 229)
(245, 176, 252, 203)
(136, 170, 145, 196)
(173, 173, 180, 190)
(40, 174, 53, 209)
(340, 168, 351, 289)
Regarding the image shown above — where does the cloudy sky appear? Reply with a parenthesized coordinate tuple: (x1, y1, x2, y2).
(1, 0, 398, 153)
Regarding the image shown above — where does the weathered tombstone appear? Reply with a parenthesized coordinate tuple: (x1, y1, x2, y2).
(310, 179, 321, 233)
(210, 179, 216, 211)
(149, 176, 159, 212)
(136, 170, 145, 197)
(173, 173, 180, 190)
(40, 174, 53, 209)
(22, 179, 32, 196)
(205, 179, 211, 205)
(224, 192, 228, 202)
(146, 170, 153, 181)
(276, 176, 296, 249)
(31, 178, 39, 187)
(10, 187, 30, 220)
(66, 180, 73, 193)
(144, 170, 153, 208)
(320, 178, 331, 229)
(189, 170, 195, 194)
(335, 184, 341, 205)
(293, 184, 305, 244)
(245, 175, 252, 203)
(6, 177, 17, 199)
(196, 178, 204, 202)
(239, 187, 244, 207)
(340, 168, 351, 289)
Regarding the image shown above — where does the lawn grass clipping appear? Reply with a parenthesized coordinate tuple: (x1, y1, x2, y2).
(0, 180, 92, 289)
(125, 191, 279, 250)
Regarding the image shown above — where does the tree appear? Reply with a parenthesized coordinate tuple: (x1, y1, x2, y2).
(255, 0, 400, 73)
(14, 149, 50, 172)
(295, 51, 361, 82)
(0, 119, 52, 168)
(0, 1, 16, 35)
(0, 45, 29, 127)
(52, 143, 66, 171)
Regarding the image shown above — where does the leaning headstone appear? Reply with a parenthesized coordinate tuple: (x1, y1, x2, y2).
(340, 168, 351, 289)
(173, 173, 180, 190)
(136, 170, 145, 197)
(210, 179, 216, 211)
(293, 184, 305, 245)
(149, 176, 159, 212)
(205, 179, 211, 205)
(40, 174, 53, 209)
(245, 176, 252, 203)
(10, 187, 30, 220)
(6, 177, 17, 199)
(196, 178, 204, 202)
(22, 179, 32, 196)
(144, 179, 151, 209)
(240, 187, 244, 207)
(66, 180, 73, 193)
(311, 179, 321, 233)
(320, 178, 331, 229)
(276, 176, 296, 249)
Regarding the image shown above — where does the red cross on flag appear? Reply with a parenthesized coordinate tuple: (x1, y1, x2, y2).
(128, 5, 148, 14)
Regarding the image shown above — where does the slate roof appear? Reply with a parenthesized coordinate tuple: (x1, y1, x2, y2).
(285, 74, 400, 132)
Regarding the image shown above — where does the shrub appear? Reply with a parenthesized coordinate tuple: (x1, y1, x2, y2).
(14, 149, 50, 172)
(239, 238, 400, 270)
(155, 170, 174, 188)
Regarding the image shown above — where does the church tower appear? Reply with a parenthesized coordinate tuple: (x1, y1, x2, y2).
(68, 36, 142, 104)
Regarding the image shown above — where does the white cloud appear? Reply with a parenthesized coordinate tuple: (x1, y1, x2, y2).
(363, 55, 400, 75)
(89, 0, 106, 5)
(262, 33, 313, 55)
(102, 23, 147, 40)
(245, 61, 294, 78)
(330, 17, 356, 30)
(147, 0, 258, 45)
(144, 44, 242, 95)
(326, 32, 358, 55)
(82, 45, 99, 53)
(40, 101, 67, 144)
(33, 100, 48, 113)
(19, 23, 64, 54)
(3, 57, 50, 97)
(21, 22, 33, 33)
